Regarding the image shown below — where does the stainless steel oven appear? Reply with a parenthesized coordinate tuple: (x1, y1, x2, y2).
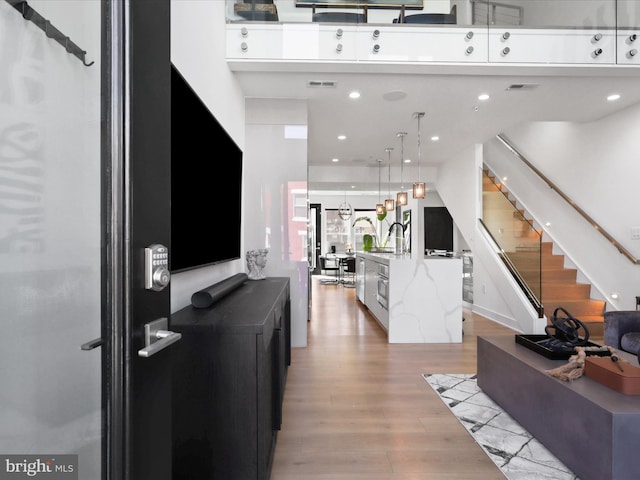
(376, 263, 389, 310)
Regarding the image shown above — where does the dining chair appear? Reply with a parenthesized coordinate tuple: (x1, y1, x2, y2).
(341, 257, 356, 287)
(319, 256, 340, 284)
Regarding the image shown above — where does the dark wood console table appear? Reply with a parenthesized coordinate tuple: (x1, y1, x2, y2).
(171, 277, 290, 480)
(478, 335, 640, 480)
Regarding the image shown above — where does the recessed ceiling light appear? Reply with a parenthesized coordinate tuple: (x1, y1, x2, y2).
(607, 93, 621, 101)
(338, 135, 346, 140)
(431, 136, 439, 142)
(478, 93, 490, 101)
(332, 158, 339, 163)
(404, 158, 411, 163)
(349, 91, 360, 99)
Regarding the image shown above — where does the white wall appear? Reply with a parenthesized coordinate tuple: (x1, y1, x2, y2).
(486, 102, 640, 312)
(309, 164, 439, 187)
(171, 0, 247, 312)
(245, 98, 310, 347)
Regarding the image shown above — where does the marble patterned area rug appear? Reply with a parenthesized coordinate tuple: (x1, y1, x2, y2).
(423, 374, 580, 480)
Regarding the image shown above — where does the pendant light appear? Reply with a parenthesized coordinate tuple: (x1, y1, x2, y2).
(412, 112, 426, 199)
(384, 147, 395, 212)
(338, 189, 353, 220)
(396, 132, 408, 207)
(375, 159, 385, 215)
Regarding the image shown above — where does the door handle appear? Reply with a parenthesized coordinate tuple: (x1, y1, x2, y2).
(138, 317, 182, 358)
(81, 337, 103, 351)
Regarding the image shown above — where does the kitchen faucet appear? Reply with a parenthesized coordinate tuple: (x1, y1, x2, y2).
(387, 222, 406, 254)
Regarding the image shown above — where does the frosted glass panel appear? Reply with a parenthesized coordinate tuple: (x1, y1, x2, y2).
(0, 1, 103, 478)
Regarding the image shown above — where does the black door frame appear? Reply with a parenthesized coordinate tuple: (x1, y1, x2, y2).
(310, 203, 322, 275)
(103, 1, 124, 478)
(104, 2, 173, 479)
(126, 1, 173, 479)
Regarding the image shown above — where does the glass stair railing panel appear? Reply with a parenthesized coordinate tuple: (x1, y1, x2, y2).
(617, 0, 640, 64)
(482, 169, 543, 313)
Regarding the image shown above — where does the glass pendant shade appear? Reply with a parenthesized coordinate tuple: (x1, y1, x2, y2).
(385, 198, 395, 211)
(376, 203, 385, 215)
(412, 181, 426, 199)
(397, 191, 408, 206)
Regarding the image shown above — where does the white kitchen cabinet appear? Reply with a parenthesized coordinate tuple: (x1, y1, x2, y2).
(355, 256, 366, 303)
(362, 257, 388, 331)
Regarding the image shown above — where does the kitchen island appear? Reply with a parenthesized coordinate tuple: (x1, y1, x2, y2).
(356, 252, 463, 343)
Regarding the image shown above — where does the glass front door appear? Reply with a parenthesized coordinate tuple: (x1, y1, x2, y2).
(0, 1, 104, 478)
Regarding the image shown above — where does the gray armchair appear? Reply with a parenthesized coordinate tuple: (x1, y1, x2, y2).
(603, 310, 640, 355)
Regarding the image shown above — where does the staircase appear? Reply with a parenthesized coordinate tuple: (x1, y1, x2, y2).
(482, 171, 605, 336)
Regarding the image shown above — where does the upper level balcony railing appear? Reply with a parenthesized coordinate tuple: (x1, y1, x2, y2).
(228, 0, 640, 28)
(226, 0, 640, 66)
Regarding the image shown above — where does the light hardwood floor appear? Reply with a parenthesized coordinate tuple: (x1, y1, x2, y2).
(270, 276, 518, 480)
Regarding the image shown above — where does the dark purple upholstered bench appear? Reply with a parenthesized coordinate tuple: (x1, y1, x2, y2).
(477, 335, 640, 480)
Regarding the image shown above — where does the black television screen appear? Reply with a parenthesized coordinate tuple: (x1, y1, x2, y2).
(171, 64, 242, 272)
(423, 207, 453, 252)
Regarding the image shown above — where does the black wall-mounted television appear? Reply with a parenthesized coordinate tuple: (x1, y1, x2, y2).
(171, 64, 243, 273)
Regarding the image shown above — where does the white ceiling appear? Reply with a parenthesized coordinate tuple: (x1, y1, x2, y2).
(232, 64, 640, 194)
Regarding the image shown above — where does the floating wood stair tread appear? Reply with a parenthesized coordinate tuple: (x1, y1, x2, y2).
(544, 299, 605, 316)
(521, 270, 578, 283)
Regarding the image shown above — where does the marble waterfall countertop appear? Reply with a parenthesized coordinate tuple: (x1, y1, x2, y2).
(356, 251, 463, 343)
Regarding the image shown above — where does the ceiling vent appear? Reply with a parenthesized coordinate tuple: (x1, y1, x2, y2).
(307, 80, 337, 88)
(506, 84, 539, 91)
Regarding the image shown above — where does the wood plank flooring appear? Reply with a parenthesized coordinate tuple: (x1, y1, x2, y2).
(270, 276, 518, 480)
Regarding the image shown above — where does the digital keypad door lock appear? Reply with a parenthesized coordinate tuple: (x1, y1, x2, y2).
(145, 244, 170, 291)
